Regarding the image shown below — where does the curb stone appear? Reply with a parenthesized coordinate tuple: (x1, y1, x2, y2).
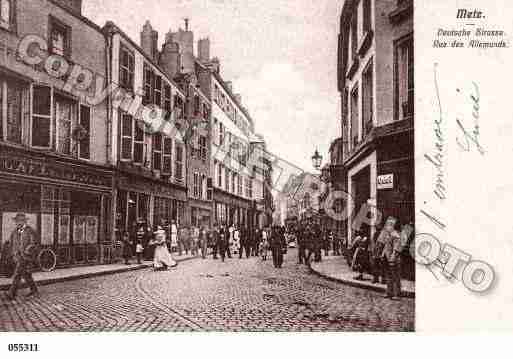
(309, 263, 415, 298)
(0, 255, 199, 291)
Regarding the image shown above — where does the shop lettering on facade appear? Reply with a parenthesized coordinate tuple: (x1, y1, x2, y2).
(0, 155, 111, 187)
(377, 173, 394, 190)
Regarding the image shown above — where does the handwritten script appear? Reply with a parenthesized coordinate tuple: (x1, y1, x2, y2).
(424, 63, 446, 201)
(456, 82, 485, 155)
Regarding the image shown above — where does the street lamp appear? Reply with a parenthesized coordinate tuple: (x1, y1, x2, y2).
(311, 149, 322, 170)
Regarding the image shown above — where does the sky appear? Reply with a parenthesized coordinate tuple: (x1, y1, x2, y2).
(84, 0, 342, 173)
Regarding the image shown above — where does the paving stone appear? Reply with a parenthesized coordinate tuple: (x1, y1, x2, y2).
(0, 250, 414, 331)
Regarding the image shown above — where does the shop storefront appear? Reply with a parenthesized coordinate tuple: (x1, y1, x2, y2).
(213, 189, 252, 229)
(189, 202, 212, 228)
(0, 146, 113, 270)
(114, 170, 187, 236)
(345, 122, 414, 244)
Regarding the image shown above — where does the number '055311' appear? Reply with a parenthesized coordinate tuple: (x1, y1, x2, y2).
(7, 344, 39, 352)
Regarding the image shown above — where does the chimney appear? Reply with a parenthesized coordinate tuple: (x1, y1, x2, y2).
(198, 38, 210, 63)
(54, 0, 82, 15)
(225, 81, 233, 92)
(159, 41, 181, 79)
(141, 20, 158, 60)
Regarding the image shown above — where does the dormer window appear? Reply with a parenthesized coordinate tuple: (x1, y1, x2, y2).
(0, 0, 13, 30)
(49, 17, 71, 57)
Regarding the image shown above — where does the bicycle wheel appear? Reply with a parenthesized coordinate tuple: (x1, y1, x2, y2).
(38, 248, 57, 272)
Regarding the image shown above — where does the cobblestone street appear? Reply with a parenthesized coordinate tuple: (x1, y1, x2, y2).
(0, 250, 414, 332)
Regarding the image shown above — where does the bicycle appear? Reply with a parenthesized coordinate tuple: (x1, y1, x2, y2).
(37, 247, 57, 272)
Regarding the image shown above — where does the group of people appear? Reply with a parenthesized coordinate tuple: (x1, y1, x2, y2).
(120, 219, 290, 270)
(292, 220, 340, 265)
(198, 223, 288, 269)
(349, 216, 414, 299)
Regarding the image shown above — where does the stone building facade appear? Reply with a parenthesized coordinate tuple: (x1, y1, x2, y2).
(337, 0, 414, 244)
(0, 0, 113, 268)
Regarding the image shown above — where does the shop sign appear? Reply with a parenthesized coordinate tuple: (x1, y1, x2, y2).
(377, 173, 394, 190)
(0, 154, 111, 187)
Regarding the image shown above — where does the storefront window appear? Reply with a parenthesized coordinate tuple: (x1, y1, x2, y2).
(138, 193, 149, 224)
(116, 190, 127, 234)
(71, 191, 101, 246)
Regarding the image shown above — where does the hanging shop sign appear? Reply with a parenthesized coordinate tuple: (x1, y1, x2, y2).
(377, 173, 394, 190)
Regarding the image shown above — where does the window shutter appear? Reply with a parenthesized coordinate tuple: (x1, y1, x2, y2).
(79, 105, 90, 159)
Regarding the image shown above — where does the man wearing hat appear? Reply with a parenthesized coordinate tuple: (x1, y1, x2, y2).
(5, 213, 39, 300)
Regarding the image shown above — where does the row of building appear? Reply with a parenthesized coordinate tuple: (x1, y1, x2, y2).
(276, 0, 414, 255)
(0, 0, 273, 268)
(322, 0, 414, 245)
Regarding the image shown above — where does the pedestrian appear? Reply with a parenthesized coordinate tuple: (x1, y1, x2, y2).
(259, 235, 269, 261)
(170, 220, 178, 253)
(313, 223, 322, 262)
(270, 226, 287, 268)
(369, 226, 387, 284)
(199, 225, 208, 259)
(134, 220, 149, 260)
(122, 231, 133, 265)
(350, 230, 369, 280)
(332, 231, 341, 256)
(191, 225, 200, 256)
(178, 225, 188, 256)
(212, 223, 220, 259)
(135, 238, 144, 264)
(150, 226, 177, 271)
(304, 223, 312, 264)
(5, 213, 39, 300)
(243, 227, 251, 258)
(252, 228, 261, 256)
(224, 224, 232, 259)
(381, 217, 402, 299)
(218, 226, 228, 262)
(297, 224, 306, 264)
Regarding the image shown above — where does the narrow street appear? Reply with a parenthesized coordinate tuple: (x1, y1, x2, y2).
(0, 250, 414, 332)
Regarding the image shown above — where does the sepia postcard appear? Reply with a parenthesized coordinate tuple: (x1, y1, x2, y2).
(0, 0, 511, 357)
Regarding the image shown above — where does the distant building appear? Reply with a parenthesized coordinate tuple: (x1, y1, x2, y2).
(275, 172, 322, 227)
(318, 137, 346, 239)
(337, 0, 414, 243)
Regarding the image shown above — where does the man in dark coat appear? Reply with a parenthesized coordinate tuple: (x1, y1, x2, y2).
(211, 223, 220, 259)
(332, 231, 341, 256)
(297, 224, 307, 264)
(5, 213, 39, 300)
(305, 224, 316, 265)
(270, 226, 287, 268)
(241, 227, 252, 259)
(218, 226, 229, 262)
(252, 228, 261, 257)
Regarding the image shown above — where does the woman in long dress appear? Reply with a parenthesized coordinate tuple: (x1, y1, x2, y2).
(151, 227, 177, 271)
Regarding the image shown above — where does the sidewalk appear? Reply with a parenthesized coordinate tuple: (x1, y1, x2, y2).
(309, 255, 415, 298)
(0, 253, 197, 291)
